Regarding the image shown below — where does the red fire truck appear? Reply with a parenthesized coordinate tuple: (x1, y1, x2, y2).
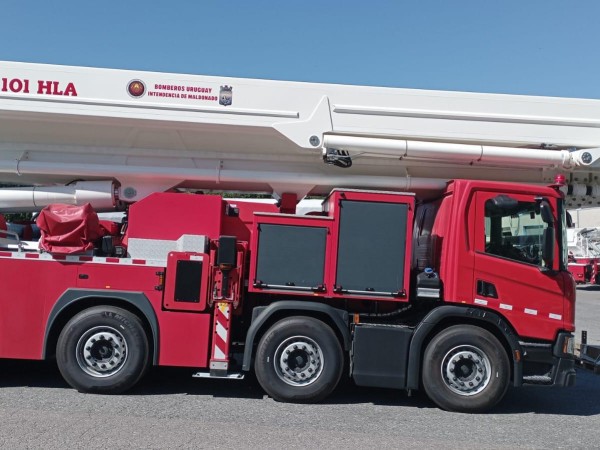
(1, 61, 598, 412)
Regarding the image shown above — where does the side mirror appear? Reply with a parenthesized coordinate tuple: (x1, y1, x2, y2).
(539, 200, 554, 224)
(542, 227, 555, 269)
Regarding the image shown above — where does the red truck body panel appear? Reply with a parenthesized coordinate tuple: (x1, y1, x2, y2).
(0, 254, 213, 367)
(0, 257, 77, 358)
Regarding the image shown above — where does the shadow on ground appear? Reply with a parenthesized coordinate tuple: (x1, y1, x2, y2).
(1, 359, 598, 415)
(577, 284, 600, 292)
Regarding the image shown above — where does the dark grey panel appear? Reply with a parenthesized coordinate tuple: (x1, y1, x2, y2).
(174, 260, 202, 303)
(217, 236, 237, 266)
(255, 224, 327, 289)
(336, 201, 407, 294)
(352, 324, 412, 389)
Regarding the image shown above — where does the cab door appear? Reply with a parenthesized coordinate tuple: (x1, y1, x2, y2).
(472, 191, 564, 340)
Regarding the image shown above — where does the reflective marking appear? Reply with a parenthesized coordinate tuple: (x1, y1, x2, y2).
(474, 298, 488, 306)
(549, 313, 562, 320)
(499, 303, 513, 311)
(0, 252, 165, 267)
(216, 322, 228, 342)
(524, 308, 538, 315)
(219, 303, 230, 319)
(213, 346, 226, 360)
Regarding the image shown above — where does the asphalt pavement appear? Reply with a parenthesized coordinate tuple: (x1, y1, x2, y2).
(0, 290, 598, 449)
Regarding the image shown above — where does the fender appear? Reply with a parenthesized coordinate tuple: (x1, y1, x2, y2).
(44, 289, 159, 364)
(406, 305, 523, 390)
(241, 301, 350, 371)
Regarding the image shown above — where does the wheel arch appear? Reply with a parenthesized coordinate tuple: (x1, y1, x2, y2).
(406, 305, 523, 390)
(241, 301, 350, 372)
(44, 289, 159, 365)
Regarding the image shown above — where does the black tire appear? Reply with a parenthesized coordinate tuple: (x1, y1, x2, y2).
(422, 325, 510, 413)
(56, 306, 150, 394)
(254, 316, 344, 403)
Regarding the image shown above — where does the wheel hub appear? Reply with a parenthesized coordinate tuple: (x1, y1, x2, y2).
(76, 326, 128, 378)
(274, 336, 324, 386)
(441, 345, 491, 396)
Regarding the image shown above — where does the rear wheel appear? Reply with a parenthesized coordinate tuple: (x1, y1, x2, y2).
(422, 325, 510, 413)
(255, 316, 343, 403)
(56, 306, 150, 394)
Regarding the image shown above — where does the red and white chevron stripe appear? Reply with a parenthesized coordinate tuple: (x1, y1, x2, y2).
(210, 302, 232, 371)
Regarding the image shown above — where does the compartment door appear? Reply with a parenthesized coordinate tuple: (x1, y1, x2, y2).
(335, 200, 409, 297)
(163, 252, 210, 312)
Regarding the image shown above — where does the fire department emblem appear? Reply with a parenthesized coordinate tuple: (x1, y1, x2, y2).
(127, 79, 146, 98)
(219, 85, 233, 106)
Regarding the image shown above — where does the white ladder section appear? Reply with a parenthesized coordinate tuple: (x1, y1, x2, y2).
(1, 61, 600, 207)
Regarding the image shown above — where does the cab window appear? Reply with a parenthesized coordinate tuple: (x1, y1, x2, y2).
(484, 200, 548, 267)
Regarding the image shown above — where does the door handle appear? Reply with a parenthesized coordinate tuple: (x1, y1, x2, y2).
(476, 280, 498, 298)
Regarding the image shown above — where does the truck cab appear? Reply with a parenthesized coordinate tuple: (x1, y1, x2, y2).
(424, 180, 576, 392)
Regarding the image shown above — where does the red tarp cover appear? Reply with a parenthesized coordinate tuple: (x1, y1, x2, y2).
(36, 203, 103, 254)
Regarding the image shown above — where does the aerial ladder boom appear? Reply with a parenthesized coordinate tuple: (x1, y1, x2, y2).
(1, 61, 600, 209)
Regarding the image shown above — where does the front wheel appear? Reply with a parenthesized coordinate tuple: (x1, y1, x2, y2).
(422, 325, 510, 413)
(56, 306, 150, 394)
(254, 316, 343, 403)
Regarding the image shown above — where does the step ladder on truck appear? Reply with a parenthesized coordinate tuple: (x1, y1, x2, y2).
(0, 61, 599, 412)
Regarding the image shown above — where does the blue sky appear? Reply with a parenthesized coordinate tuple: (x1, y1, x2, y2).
(2, 1, 600, 98)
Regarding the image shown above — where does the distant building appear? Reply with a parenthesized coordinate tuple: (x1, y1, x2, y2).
(569, 208, 600, 228)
